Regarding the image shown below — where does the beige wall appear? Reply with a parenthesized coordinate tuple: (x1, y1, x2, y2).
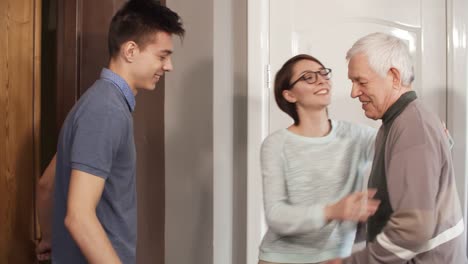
(165, 0, 214, 263)
(165, 0, 248, 263)
(213, 0, 248, 263)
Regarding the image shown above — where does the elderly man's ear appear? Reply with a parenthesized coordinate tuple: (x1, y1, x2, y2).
(389, 67, 402, 89)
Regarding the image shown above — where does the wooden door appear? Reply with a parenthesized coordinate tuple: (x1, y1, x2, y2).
(0, 0, 41, 263)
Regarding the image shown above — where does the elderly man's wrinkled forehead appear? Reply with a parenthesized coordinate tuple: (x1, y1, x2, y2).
(347, 53, 376, 81)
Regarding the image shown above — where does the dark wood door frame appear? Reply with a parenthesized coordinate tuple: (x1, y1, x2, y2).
(56, 0, 79, 131)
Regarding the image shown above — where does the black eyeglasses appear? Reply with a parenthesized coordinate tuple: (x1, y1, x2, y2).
(289, 68, 332, 88)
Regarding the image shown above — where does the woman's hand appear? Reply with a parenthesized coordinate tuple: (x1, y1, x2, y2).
(324, 258, 343, 264)
(325, 189, 380, 222)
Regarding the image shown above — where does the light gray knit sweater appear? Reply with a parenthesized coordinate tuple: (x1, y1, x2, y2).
(259, 120, 376, 263)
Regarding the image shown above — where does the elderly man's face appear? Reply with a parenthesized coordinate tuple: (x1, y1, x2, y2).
(348, 53, 396, 120)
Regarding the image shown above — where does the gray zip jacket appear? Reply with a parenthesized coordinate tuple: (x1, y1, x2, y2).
(345, 91, 467, 263)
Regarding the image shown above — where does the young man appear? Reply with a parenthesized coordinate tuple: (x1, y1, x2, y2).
(329, 32, 466, 264)
(38, 1, 184, 263)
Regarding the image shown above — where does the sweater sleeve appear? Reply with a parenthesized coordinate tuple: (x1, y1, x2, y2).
(261, 133, 327, 235)
(363, 126, 377, 163)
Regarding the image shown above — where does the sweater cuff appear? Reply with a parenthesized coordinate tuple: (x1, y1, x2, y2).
(307, 204, 326, 229)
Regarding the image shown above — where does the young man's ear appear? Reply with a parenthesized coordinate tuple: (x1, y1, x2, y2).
(389, 67, 402, 89)
(121, 41, 139, 62)
(282, 90, 297, 103)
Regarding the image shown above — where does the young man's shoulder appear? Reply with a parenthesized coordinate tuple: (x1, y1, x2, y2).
(75, 80, 129, 115)
(84, 79, 125, 103)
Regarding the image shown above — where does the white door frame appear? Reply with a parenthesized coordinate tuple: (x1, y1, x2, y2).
(247, 0, 468, 263)
(247, 0, 269, 263)
(447, 0, 468, 246)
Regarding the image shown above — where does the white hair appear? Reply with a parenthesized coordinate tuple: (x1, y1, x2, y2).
(346, 32, 414, 86)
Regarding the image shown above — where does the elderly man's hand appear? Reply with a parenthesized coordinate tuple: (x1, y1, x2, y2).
(36, 239, 51, 261)
(324, 258, 343, 264)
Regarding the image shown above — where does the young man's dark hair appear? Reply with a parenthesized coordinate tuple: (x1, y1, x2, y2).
(108, 0, 185, 58)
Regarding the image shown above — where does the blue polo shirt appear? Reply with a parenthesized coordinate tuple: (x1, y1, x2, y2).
(52, 68, 137, 263)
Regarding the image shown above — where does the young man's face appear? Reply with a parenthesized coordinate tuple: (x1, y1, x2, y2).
(131, 31, 174, 91)
(348, 53, 396, 120)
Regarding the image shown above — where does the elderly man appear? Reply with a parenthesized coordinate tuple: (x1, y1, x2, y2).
(331, 32, 467, 264)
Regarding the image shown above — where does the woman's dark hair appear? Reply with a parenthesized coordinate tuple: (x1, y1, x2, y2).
(274, 54, 325, 125)
(108, 0, 185, 58)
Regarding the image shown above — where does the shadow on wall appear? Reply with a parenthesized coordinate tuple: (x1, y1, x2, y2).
(232, 71, 248, 264)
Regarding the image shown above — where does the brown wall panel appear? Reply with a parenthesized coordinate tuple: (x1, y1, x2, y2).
(55, 0, 79, 129)
(134, 82, 165, 264)
(79, 0, 121, 95)
(0, 0, 40, 262)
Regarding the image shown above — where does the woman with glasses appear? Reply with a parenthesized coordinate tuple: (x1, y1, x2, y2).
(258, 54, 379, 264)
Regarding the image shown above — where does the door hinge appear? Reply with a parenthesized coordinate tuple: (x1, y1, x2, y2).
(266, 64, 271, 89)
